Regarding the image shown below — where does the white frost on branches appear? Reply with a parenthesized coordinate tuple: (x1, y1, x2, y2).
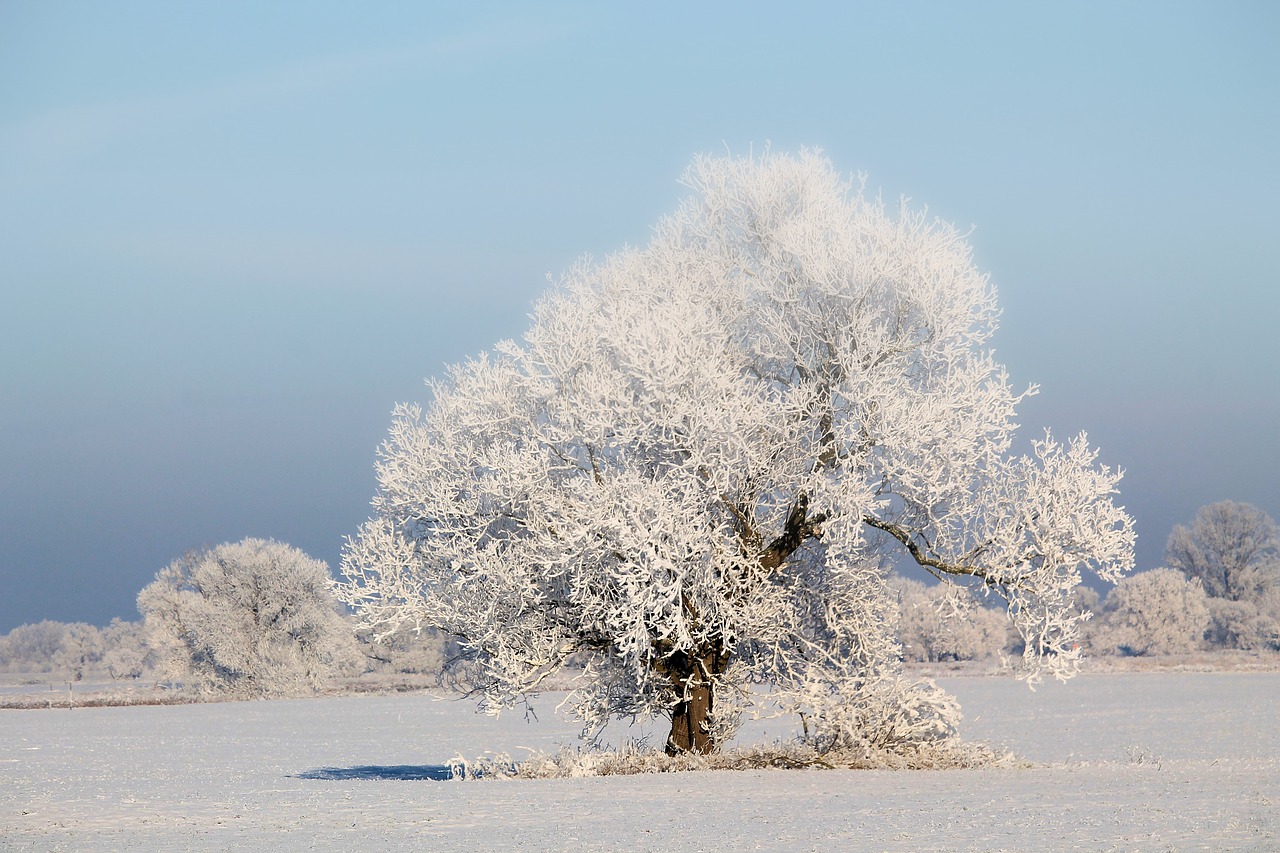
(339, 150, 1134, 748)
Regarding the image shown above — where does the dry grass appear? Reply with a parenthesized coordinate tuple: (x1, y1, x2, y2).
(0, 688, 198, 710)
(1080, 648, 1280, 673)
(450, 737, 1022, 780)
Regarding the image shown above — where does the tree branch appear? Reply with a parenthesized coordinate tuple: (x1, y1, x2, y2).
(759, 494, 828, 572)
(861, 515, 986, 579)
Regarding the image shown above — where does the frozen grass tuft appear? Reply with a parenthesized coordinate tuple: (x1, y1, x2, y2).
(448, 737, 1021, 780)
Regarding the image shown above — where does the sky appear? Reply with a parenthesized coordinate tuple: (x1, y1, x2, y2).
(1, 1, 1277, 632)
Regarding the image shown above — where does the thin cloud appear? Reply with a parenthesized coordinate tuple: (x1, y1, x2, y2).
(0, 17, 573, 165)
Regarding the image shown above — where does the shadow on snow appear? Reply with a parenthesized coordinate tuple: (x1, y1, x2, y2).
(293, 764, 455, 781)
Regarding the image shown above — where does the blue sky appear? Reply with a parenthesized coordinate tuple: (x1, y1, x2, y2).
(2, 1, 1277, 631)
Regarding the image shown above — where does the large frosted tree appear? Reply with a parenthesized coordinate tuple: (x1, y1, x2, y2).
(340, 151, 1134, 755)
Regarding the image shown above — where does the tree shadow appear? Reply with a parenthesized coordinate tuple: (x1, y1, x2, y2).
(292, 764, 455, 781)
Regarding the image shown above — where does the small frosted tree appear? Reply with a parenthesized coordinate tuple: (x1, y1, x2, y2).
(1093, 568, 1210, 656)
(138, 538, 358, 697)
(340, 150, 1134, 755)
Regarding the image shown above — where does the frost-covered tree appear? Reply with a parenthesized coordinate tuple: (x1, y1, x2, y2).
(138, 538, 359, 697)
(55, 622, 105, 681)
(1092, 568, 1210, 656)
(1165, 502, 1280, 650)
(0, 620, 67, 673)
(101, 618, 152, 680)
(1165, 501, 1279, 602)
(339, 150, 1134, 755)
(891, 577, 1014, 663)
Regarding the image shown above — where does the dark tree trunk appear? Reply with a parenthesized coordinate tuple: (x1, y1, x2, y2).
(661, 494, 827, 756)
(664, 645, 726, 756)
(667, 679, 715, 754)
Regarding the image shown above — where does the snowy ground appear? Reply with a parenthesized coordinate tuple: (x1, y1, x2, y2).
(2, 673, 1276, 851)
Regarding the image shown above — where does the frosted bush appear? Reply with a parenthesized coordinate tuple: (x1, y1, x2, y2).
(786, 673, 961, 756)
(1205, 594, 1280, 651)
(891, 576, 1014, 662)
(356, 622, 462, 678)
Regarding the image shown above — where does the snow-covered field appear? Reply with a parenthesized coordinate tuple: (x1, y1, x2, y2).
(2, 673, 1276, 851)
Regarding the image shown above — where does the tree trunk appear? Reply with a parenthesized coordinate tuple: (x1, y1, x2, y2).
(663, 644, 725, 756)
(661, 496, 827, 756)
(667, 679, 715, 755)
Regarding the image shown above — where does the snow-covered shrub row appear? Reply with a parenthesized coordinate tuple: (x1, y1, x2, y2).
(0, 618, 150, 680)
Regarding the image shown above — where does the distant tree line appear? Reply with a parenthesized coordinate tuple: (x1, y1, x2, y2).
(0, 618, 151, 680)
(1087, 500, 1279, 656)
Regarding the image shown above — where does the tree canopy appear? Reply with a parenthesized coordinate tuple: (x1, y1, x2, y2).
(339, 150, 1134, 754)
